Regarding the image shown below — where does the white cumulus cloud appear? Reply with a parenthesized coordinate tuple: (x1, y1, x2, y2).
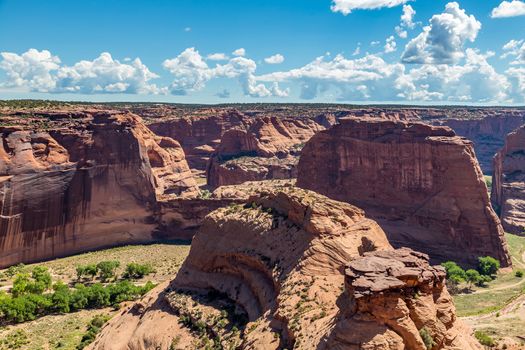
(207, 53, 229, 61)
(501, 39, 525, 64)
(384, 36, 397, 53)
(162, 47, 288, 97)
(402, 2, 481, 64)
(264, 54, 285, 64)
(0, 49, 162, 94)
(401, 4, 416, 28)
(491, 1, 525, 18)
(331, 0, 410, 15)
(232, 48, 246, 57)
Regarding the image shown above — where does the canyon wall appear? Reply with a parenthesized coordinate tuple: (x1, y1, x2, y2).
(90, 188, 481, 350)
(492, 125, 525, 235)
(206, 116, 324, 187)
(0, 111, 198, 268)
(297, 117, 511, 267)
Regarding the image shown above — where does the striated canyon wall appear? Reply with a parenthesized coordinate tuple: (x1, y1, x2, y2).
(492, 125, 525, 235)
(0, 111, 198, 268)
(297, 117, 511, 267)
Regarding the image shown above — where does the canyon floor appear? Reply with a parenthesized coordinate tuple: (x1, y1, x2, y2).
(0, 243, 190, 350)
(0, 233, 523, 350)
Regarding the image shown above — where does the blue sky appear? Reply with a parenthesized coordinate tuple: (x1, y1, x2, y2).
(0, 0, 524, 104)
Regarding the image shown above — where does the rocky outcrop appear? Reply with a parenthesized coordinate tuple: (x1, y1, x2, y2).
(0, 111, 198, 268)
(148, 110, 247, 170)
(492, 124, 525, 234)
(90, 188, 480, 350)
(297, 117, 511, 267)
(207, 116, 323, 187)
(434, 114, 525, 174)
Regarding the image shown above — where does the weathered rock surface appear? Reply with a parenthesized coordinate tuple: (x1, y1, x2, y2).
(0, 111, 198, 268)
(207, 116, 323, 187)
(90, 188, 480, 350)
(434, 114, 525, 174)
(297, 117, 511, 267)
(492, 124, 525, 234)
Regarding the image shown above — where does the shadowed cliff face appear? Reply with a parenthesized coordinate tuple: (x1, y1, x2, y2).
(89, 188, 481, 350)
(492, 125, 525, 235)
(297, 117, 511, 268)
(0, 112, 198, 268)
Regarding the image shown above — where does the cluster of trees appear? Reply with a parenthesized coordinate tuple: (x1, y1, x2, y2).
(441, 256, 502, 292)
(76, 261, 154, 281)
(0, 266, 155, 324)
(77, 314, 111, 349)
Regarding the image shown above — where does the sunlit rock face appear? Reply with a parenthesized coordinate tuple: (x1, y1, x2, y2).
(0, 111, 198, 268)
(297, 117, 511, 268)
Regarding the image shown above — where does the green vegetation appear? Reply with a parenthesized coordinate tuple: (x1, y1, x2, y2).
(0, 264, 155, 325)
(76, 314, 111, 349)
(0, 329, 29, 349)
(478, 256, 500, 277)
(122, 263, 154, 279)
(515, 269, 524, 278)
(419, 327, 436, 350)
(474, 330, 496, 347)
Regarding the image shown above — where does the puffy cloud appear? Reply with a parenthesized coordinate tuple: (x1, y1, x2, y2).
(401, 4, 416, 28)
(384, 36, 397, 53)
(0, 49, 162, 94)
(491, 1, 525, 18)
(257, 49, 513, 103)
(162, 48, 288, 97)
(232, 48, 246, 57)
(330, 0, 410, 15)
(501, 39, 525, 64)
(264, 54, 285, 64)
(401, 2, 481, 64)
(506, 67, 525, 101)
(395, 26, 408, 39)
(352, 44, 361, 56)
(0, 49, 60, 92)
(207, 53, 229, 61)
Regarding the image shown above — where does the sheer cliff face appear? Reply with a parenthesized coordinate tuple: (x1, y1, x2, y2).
(206, 116, 324, 187)
(0, 112, 198, 268)
(297, 118, 511, 267)
(434, 115, 525, 174)
(492, 125, 525, 234)
(89, 188, 481, 350)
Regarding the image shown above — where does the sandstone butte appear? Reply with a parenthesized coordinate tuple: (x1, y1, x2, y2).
(89, 188, 481, 350)
(492, 124, 525, 234)
(0, 111, 199, 268)
(297, 117, 511, 267)
(206, 115, 326, 187)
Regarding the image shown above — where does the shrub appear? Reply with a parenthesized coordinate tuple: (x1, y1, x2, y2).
(475, 275, 492, 287)
(96, 261, 120, 282)
(474, 330, 496, 347)
(77, 314, 111, 349)
(465, 269, 482, 290)
(478, 256, 500, 277)
(122, 263, 154, 279)
(419, 327, 436, 349)
(441, 261, 466, 286)
(515, 270, 524, 278)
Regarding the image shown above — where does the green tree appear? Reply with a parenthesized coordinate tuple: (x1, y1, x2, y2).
(51, 281, 71, 313)
(96, 261, 120, 282)
(84, 264, 98, 280)
(465, 269, 481, 290)
(122, 263, 154, 280)
(478, 256, 500, 277)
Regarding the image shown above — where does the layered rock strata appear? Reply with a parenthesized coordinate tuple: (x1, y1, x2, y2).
(0, 111, 198, 267)
(90, 188, 481, 350)
(492, 124, 525, 234)
(297, 117, 511, 267)
(207, 116, 323, 187)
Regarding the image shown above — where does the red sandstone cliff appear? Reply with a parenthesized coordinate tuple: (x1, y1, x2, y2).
(89, 188, 481, 350)
(297, 117, 511, 267)
(206, 116, 324, 187)
(492, 124, 525, 234)
(0, 111, 198, 268)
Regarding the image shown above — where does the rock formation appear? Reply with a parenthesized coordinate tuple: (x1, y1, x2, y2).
(492, 124, 525, 234)
(297, 117, 511, 267)
(207, 116, 323, 187)
(434, 114, 525, 174)
(0, 111, 198, 268)
(89, 188, 481, 350)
